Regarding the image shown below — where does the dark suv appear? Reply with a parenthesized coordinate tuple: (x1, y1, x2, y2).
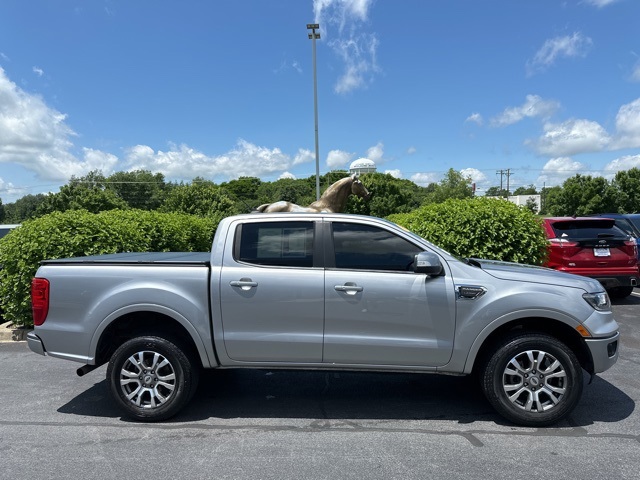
(542, 217, 639, 299)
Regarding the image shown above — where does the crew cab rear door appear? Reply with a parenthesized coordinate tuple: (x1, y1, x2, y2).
(219, 219, 324, 363)
(323, 220, 456, 367)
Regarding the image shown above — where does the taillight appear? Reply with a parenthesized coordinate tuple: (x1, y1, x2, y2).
(624, 239, 637, 259)
(548, 238, 581, 257)
(31, 278, 50, 326)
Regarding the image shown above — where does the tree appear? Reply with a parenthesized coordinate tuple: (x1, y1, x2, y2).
(344, 172, 426, 217)
(513, 184, 538, 195)
(539, 186, 562, 215)
(1, 194, 48, 222)
(160, 178, 236, 221)
(545, 174, 618, 216)
(485, 186, 510, 197)
(423, 168, 474, 204)
(612, 168, 640, 213)
(221, 177, 263, 212)
(257, 177, 315, 207)
(0, 197, 4, 223)
(36, 171, 128, 215)
(107, 170, 167, 210)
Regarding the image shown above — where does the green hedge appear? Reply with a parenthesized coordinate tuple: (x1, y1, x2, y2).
(0, 209, 218, 327)
(388, 198, 548, 265)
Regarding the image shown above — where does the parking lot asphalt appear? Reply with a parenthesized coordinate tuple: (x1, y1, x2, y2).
(1, 295, 639, 480)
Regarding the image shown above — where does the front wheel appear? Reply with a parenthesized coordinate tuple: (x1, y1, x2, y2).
(107, 336, 198, 422)
(481, 333, 583, 427)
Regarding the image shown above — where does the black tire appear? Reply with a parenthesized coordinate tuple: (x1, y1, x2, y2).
(608, 286, 634, 300)
(481, 333, 583, 427)
(107, 336, 198, 422)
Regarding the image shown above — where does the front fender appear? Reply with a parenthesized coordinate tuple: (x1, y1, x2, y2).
(461, 308, 583, 374)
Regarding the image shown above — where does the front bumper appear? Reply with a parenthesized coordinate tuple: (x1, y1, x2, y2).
(585, 332, 620, 373)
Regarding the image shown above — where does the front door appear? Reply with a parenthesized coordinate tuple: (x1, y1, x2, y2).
(323, 221, 456, 367)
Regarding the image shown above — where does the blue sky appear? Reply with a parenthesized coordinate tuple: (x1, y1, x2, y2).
(1, 0, 639, 203)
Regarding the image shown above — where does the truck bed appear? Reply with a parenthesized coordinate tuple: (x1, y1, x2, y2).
(40, 252, 210, 265)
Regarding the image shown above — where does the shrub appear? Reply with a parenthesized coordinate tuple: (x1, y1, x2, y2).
(0, 209, 218, 327)
(388, 198, 548, 265)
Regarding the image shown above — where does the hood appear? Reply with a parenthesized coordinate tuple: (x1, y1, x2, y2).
(469, 258, 604, 292)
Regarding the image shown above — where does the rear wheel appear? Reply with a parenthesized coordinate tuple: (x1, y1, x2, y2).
(608, 286, 634, 299)
(107, 336, 198, 422)
(481, 333, 583, 427)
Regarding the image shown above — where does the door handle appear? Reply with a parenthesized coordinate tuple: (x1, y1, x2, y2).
(230, 279, 258, 290)
(334, 284, 363, 294)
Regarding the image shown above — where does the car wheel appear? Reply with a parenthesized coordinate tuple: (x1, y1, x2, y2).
(107, 336, 198, 422)
(481, 333, 583, 427)
(607, 286, 634, 299)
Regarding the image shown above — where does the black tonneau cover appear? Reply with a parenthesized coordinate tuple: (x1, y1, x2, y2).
(41, 252, 210, 265)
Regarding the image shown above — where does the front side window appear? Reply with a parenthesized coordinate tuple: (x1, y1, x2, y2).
(236, 221, 314, 267)
(332, 222, 421, 271)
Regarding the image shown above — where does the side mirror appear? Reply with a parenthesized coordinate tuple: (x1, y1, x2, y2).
(413, 251, 443, 276)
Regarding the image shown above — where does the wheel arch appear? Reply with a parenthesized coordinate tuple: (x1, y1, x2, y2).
(467, 317, 593, 377)
(91, 306, 216, 369)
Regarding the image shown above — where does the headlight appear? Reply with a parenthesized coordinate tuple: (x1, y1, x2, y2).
(583, 292, 611, 311)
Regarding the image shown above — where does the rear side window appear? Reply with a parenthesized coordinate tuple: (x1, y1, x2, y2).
(331, 222, 421, 271)
(235, 221, 314, 268)
(550, 220, 627, 240)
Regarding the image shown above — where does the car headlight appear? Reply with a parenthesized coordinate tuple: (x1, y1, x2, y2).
(583, 292, 611, 311)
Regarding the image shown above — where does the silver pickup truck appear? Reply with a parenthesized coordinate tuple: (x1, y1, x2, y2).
(27, 213, 620, 426)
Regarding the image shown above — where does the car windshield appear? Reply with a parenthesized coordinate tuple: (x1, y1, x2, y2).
(550, 220, 627, 240)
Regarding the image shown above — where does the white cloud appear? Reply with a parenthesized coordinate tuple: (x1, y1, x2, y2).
(491, 95, 559, 127)
(313, 0, 379, 94)
(530, 119, 611, 156)
(0, 66, 324, 190)
(0, 177, 27, 199)
(366, 142, 384, 163)
(584, 0, 618, 7)
(278, 171, 297, 180)
(537, 157, 588, 186)
(611, 98, 640, 149)
(0, 66, 94, 181)
(525, 97, 640, 156)
(293, 148, 314, 165)
(604, 155, 640, 178)
(384, 169, 402, 178)
(325, 149, 354, 168)
(32, 66, 44, 77)
(460, 168, 489, 190)
(125, 139, 296, 180)
(465, 113, 483, 126)
(411, 172, 439, 187)
(407, 146, 417, 155)
(527, 32, 592, 75)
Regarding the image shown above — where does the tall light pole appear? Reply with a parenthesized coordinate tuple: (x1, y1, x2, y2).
(307, 23, 321, 201)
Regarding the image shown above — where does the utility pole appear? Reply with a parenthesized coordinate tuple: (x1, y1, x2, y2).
(496, 169, 505, 193)
(307, 23, 321, 201)
(496, 169, 514, 197)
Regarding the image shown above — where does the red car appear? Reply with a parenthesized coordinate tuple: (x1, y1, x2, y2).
(542, 217, 639, 299)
